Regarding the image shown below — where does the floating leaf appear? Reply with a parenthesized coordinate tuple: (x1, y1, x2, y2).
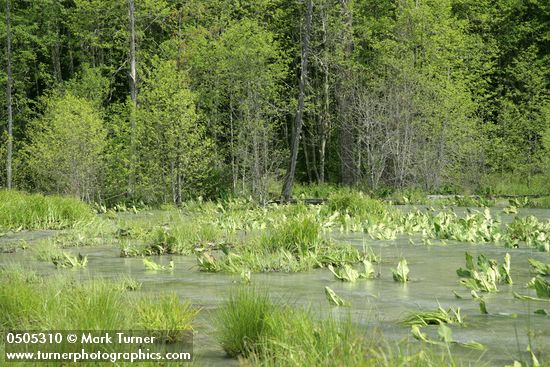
(402, 306, 463, 326)
(513, 292, 550, 303)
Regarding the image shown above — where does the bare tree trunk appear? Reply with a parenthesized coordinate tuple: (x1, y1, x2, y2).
(282, 0, 313, 201)
(128, 0, 137, 195)
(338, 0, 356, 186)
(52, 29, 62, 83)
(302, 134, 312, 183)
(319, 59, 329, 183)
(6, 0, 13, 189)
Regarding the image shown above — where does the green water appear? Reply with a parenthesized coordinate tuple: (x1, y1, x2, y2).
(1, 207, 549, 366)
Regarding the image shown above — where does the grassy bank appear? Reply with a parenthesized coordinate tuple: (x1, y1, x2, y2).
(0, 190, 93, 230)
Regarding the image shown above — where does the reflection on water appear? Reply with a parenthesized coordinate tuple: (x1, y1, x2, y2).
(1, 206, 549, 366)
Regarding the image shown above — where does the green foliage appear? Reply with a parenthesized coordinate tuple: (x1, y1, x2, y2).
(327, 189, 388, 220)
(259, 215, 321, 255)
(22, 93, 107, 201)
(136, 59, 217, 203)
(324, 286, 348, 307)
(392, 259, 410, 283)
(529, 259, 550, 277)
(148, 222, 225, 255)
(328, 260, 377, 282)
(143, 257, 174, 271)
(0, 190, 93, 230)
(456, 252, 513, 292)
(52, 252, 88, 269)
(215, 288, 275, 357)
(401, 306, 463, 326)
(527, 277, 550, 299)
(136, 294, 198, 343)
(0, 266, 198, 333)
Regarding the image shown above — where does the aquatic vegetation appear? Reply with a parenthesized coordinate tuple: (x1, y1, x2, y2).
(411, 324, 485, 350)
(513, 292, 550, 303)
(328, 260, 377, 282)
(218, 286, 483, 367)
(326, 189, 388, 220)
(259, 215, 322, 255)
(148, 221, 226, 255)
(143, 257, 174, 271)
(324, 286, 348, 306)
(0, 269, 198, 335)
(136, 293, 198, 342)
(527, 277, 550, 298)
(215, 288, 276, 357)
(529, 258, 550, 276)
(52, 252, 88, 269)
(392, 259, 410, 282)
(31, 239, 64, 261)
(240, 269, 251, 284)
(507, 216, 550, 251)
(328, 264, 359, 282)
(0, 189, 93, 230)
(116, 275, 142, 291)
(250, 311, 369, 367)
(196, 213, 374, 273)
(196, 240, 373, 273)
(456, 252, 512, 292)
(401, 306, 463, 326)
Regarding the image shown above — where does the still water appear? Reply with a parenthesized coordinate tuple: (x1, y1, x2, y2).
(1, 207, 549, 366)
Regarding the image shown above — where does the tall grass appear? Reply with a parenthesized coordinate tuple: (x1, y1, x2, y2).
(327, 189, 388, 220)
(259, 215, 321, 255)
(136, 294, 199, 342)
(0, 265, 199, 331)
(0, 190, 93, 230)
(216, 288, 472, 367)
(479, 173, 550, 196)
(215, 288, 275, 357)
(197, 214, 371, 273)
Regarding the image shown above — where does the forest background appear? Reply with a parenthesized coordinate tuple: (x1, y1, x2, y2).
(0, 0, 548, 205)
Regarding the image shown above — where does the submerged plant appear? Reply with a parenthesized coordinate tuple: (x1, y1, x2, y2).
(411, 324, 485, 350)
(52, 252, 88, 269)
(392, 259, 410, 283)
(324, 286, 348, 306)
(401, 306, 463, 326)
(143, 257, 174, 271)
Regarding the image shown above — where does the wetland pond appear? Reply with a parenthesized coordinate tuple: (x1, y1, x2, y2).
(1, 205, 549, 366)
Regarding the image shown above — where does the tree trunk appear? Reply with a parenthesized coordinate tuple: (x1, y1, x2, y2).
(6, 0, 13, 189)
(281, 0, 313, 201)
(338, 0, 356, 186)
(128, 0, 137, 195)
